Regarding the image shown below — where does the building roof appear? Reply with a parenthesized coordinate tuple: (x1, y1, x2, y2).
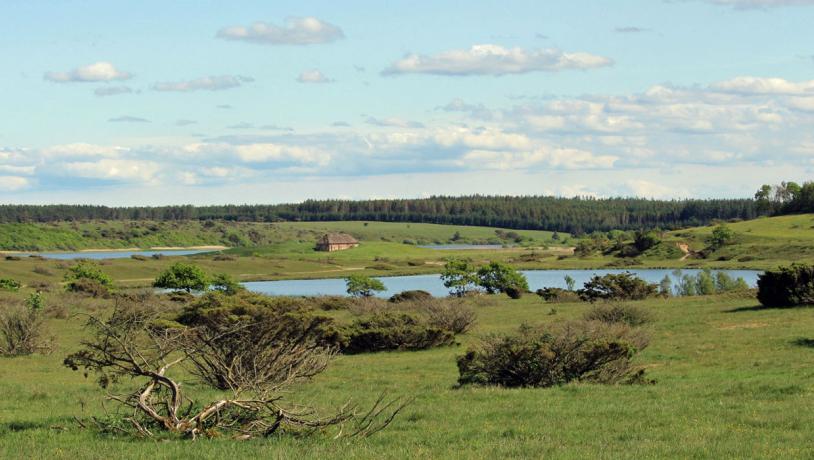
(318, 233, 359, 245)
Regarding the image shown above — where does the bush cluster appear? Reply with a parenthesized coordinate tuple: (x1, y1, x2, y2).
(578, 272, 658, 302)
(457, 320, 649, 388)
(340, 312, 455, 354)
(757, 264, 814, 307)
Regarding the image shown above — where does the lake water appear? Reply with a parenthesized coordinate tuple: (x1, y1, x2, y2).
(2, 249, 214, 260)
(419, 244, 506, 250)
(243, 269, 762, 298)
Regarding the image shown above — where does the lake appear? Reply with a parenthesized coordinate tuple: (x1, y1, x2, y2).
(243, 268, 762, 298)
(2, 249, 215, 260)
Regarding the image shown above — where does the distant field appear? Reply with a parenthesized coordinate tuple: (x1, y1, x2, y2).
(0, 220, 560, 252)
(1, 216, 813, 289)
(2, 291, 814, 458)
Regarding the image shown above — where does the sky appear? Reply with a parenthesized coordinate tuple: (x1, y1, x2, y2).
(1, 0, 814, 205)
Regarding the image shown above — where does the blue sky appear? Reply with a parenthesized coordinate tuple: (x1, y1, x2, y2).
(1, 0, 813, 204)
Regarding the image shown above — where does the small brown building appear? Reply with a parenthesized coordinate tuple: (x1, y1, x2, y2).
(315, 233, 359, 252)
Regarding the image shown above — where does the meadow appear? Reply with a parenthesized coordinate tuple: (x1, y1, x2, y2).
(2, 290, 814, 458)
(3, 216, 814, 291)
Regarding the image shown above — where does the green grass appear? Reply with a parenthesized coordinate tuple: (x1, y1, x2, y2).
(0, 220, 558, 252)
(2, 291, 814, 458)
(2, 215, 814, 291)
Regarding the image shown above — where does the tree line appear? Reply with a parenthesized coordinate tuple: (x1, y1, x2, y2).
(754, 181, 814, 215)
(0, 195, 761, 234)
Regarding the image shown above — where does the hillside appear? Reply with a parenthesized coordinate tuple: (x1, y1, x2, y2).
(0, 220, 558, 252)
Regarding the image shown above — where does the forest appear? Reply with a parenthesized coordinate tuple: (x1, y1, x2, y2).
(0, 195, 762, 234)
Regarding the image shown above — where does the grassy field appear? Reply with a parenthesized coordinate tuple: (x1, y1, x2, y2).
(0, 220, 560, 252)
(2, 291, 814, 458)
(1, 215, 813, 290)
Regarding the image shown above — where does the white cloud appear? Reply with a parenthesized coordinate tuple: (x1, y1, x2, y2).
(0, 176, 30, 191)
(459, 147, 617, 170)
(383, 44, 613, 76)
(40, 143, 123, 159)
(59, 159, 160, 182)
(44, 62, 131, 83)
(153, 75, 254, 92)
(711, 76, 814, 95)
(297, 69, 334, 83)
(183, 142, 330, 166)
(217, 17, 344, 45)
(625, 179, 685, 198)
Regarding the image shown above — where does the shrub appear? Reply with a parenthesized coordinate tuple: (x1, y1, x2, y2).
(341, 312, 455, 354)
(476, 262, 529, 297)
(68, 278, 111, 297)
(420, 300, 476, 334)
(757, 264, 814, 307)
(536, 287, 580, 303)
(583, 304, 654, 327)
(153, 262, 209, 293)
(345, 274, 386, 298)
(32, 266, 54, 276)
(456, 320, 649, 388)
(708, 224, 735, 250)
(578, 272, 658, 302)
(0, 278, 21, 292)
(65, 262, 113, 295)
(175, 291, 340, 390)
(210, 272, 244, 295)
(0, 299, 52, 356)
(441, 258, 478, 296)
(389, 290, 433, 303)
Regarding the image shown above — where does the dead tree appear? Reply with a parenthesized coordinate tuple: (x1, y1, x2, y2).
(64, 296, 406, 439)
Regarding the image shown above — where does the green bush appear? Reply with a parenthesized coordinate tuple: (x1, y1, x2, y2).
(757, 264, 814, 307)
(456, 320, 649, 388)
(345, 274, 386, 298)
(578, 272, 658, 302)
(0, 278, 21, 292)
(64, 262, 113, 295)
(153, 262, 209, 293)
(340, 312, 455, 354)
(583, 304, 654, 327)
(389, 290, 433, 303)
(210, 273, 244, 295)
(536, 287, 580, 303)
(476, 262, 529, 297)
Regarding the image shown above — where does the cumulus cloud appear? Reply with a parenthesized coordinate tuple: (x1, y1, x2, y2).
(40, 143, 123, 159)
(153, 75, 253, 92)
(216, 17, 344, 45)
(109, 116, 150, 123)
(296, 69, 334, 83)
(0, 176, 30, 191)
(58, 159, 160, 182)
(710, 76, 814, 95)
(44, 62, 131, 83)
(94, 86, 134, 97)
(183, 142, 331, 166)
(382, 44, 613, 76)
